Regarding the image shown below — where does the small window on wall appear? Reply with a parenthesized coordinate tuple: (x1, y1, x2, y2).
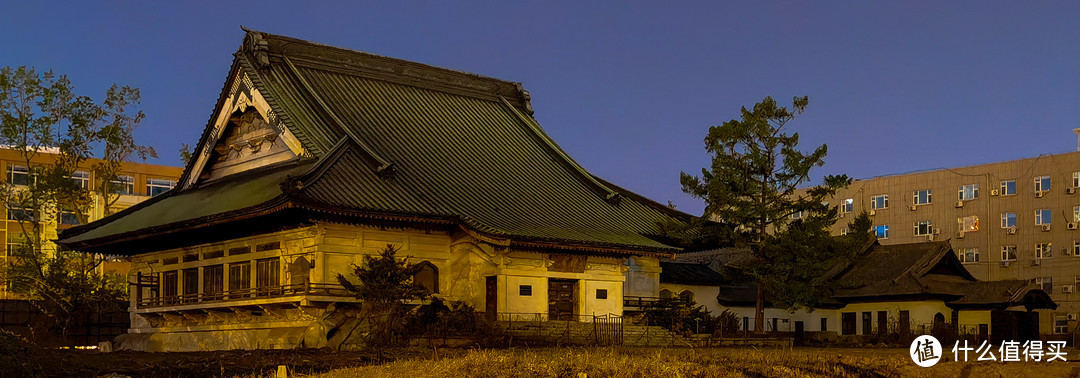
(841, 198, 853, 213)
(1001, 245, 1017, 261)
(7, 165, 29, 186)
(679, 290, 694, 303)
(1035, 175, 1051, 193)
(958, 216, 979, 232)
(413, 262, 438, 294)
(596, 289, 608, 299)
(659, 289, 672, 299)
(1000, 179, 1016, 195)
(958, 184, 978, 201)
(913, 189, 932, 205)
(873, 225, 889, 239)
(871, 195, 888, 210)
(519, 285, 532, 296)
(1055, 316, 1068, 334)
(957, 248, 979, 263)
(109, 175, 135, 195)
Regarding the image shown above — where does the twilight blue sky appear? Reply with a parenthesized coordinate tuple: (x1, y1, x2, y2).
(2, 2, 1078, 215)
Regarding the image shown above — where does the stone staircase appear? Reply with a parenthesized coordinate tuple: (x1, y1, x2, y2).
(500, 320, 693, 347)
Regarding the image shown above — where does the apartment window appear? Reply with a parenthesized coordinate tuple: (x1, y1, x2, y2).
(1055, 316, 1069, 334)
(840, 228, 851, 236)
(6, 165, 29, 186)
(1074, 172, 1080, 188)
(1074, 241, 1080, 257)
(255, 258, 280, 296)
(1001, 213, 1017, 228)
(146, 178, 176, 197)
(958, 184, 978, 201)
(162, 271, 178, 304)
(1000, 179, 1016, 196)
(873, 225, 889, 239)
(958, 215, 979, 232)
(1001, 245, 1017, 261)
(519, 285, 532, 296)
(228, 262, 251, 297)
(59, 208, 81, 225)
(1075, 206, 1080, 223)
(6, 203, 33, 222)
(913, 221, 933, 236)
(1035, 175, 1051, 193)
(71, 170, 89, 189)
(790, 210, 804, 220)
(1036, 277, 1053, 293)
(109, 175, 135, 195)
(1036, 242, 1053, 259)
(913, 189, 932, 205)
(871, 195, 888, 210)
(203, 265, 224, 301)
(957, 248, 979, 263)
(182, 268, 199, 303)
(1036, 209, 1052, 225)
(841, 198, 853, 213)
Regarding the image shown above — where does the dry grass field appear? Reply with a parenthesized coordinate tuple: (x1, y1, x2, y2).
(306, 347, 1080, 378)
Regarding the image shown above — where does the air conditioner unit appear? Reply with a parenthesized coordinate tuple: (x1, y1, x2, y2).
(910, 205, 918, 211)
(1006, 226, 1018, 235)
(1069, 313, 1078, 321)
(991, 189, 1000, 196)
(1032, 259, 1042, 266)
(1036, 191, 1045, 198)
(932, 229, 941, 235)
(1069, 223, 1077, 230)
(1042, 224, 1052, 232)
(957, 232, 966, 239)
(1000, 261, 1011, 268)
(1068, 187, 1077, 195)
(955, 200, 964, 208)
(869, 210, 876, 216)
(1064, 285, 1074, 294)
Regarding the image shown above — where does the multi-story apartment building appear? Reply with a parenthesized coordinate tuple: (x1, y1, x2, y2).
(0, 147, 182, 297)
(825, 148, 1080, 336)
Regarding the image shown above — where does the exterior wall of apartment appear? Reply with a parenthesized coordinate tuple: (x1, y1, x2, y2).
(827, 151, 1080, 335)
(124, 221, 643, 351)
(0, 148, 182, 297)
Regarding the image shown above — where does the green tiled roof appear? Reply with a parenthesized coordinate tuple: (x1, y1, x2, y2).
(58, 29, 686, 254)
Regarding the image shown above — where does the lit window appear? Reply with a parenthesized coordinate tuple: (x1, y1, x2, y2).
(1055, 316, 1068, 334)
(841, 198, 853, 213)
(958, 184, 978, 201)
(1075, 206, 1080, 223)
(913, 189, 932, 205)
(71, 170, 89, 189)
(1036, 276, 1053, 292)
(146, 178, 176, 197)
(1000, 180, 1016, 196)
(913, 220, 933, 236)
(873, 225, 889, 239)
(1035, 176, 1051, 193)
(840, 228, 850, 236)
(1001, 245, 1017, 261)
(871, 195, 888, 210)
(1036, 242, 1052, 259)
(957, 248, 979, 263)
(6, 165, 28, 186)
(109, 175, 135, 195)
(958, 215, 979, 232)
(1036, 209, 1052, 225)
(1001, 213, 1017, 228)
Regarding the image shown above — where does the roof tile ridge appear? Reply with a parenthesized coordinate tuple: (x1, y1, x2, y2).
(497, 96, 622, 205)
(280, 55, 395, 178)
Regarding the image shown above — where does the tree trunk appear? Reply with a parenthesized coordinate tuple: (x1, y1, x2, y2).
(754, 282, 765, 334)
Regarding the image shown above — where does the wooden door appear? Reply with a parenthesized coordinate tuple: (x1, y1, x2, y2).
(877, 311, 887, 335)
(548, 279, 576, 321)
(485, 276, 497, 322)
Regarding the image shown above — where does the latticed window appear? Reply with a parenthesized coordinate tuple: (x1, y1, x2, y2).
(958, 184, 978, 201)
(256, 258, 280, 295)
(1001, 213, 1017, 228)
(1035, 176, 1051, 193)
(229, 262, 251, 296)
(957, 248, 979, 263)
(914, 220, 933, 236)
(110, 175, 135, 195)
(913, 189, 932, 205)
(871, 195, 888, 210)
(7, 165, 28, 186)
(1036, 242, 1052, 259)
(1001, 245, 1017, 261)
(146, 178, 176, 197)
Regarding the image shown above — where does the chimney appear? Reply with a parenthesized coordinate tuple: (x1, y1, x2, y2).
(1074, 128, 1080, 152)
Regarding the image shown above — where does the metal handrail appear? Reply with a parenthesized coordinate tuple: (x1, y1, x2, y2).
(137, 282, 349, 308)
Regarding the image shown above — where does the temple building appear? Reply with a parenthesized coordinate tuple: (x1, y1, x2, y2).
(56, 29, 686, 351)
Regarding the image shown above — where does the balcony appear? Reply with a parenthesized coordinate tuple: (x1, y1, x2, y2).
(135, 282, 352, 311)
